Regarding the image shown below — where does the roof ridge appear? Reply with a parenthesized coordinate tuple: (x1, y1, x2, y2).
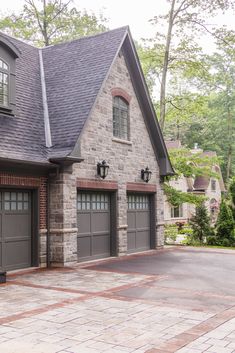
(0, 31, 38, 49)
(42, 26, 129, 50)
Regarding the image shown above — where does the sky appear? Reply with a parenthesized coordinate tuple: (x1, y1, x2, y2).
(1, 0, 234, 43)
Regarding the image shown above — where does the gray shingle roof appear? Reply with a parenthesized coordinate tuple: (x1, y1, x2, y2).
(0, 33, 47, 164)
(42, 27, 127, 157)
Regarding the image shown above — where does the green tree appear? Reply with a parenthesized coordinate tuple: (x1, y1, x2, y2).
(228, 177, 235, 220)
(164, 146, 219, 206)
(176, 29, 235, 181)
(0, 0, 107, 47)
(149, 0, 234, 130)
(190, 203, 211, 244)
(216, 201, 234, 243)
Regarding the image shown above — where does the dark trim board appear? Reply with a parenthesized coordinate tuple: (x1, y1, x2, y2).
(126, 182, 157, 193)
(77, 179, 118, 191)
(31, 189, 39, 267)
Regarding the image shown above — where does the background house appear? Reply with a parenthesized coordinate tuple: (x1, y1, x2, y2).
(164, 141, 225, 225)
(0, 27, 173, 272)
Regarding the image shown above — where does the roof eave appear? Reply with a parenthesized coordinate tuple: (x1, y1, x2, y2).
(123, 31, 174, 177)
(49, 156, 84, 166)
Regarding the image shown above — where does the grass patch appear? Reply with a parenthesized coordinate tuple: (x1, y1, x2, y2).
(188, 244, 235, 250)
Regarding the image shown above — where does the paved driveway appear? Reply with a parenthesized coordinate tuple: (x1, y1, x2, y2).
(0, 246, 235, 353)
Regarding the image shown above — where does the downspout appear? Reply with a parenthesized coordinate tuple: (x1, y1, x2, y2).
(39, 48, 53, 267)
(39, 49, 52, 148)
(46, 177, 50, 268)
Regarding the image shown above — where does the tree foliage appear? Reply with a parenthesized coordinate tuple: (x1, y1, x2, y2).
(216, 201, 234, 241)
(0, 0, 107, 46)
(190, 203, 211, 244)
(149, 0, 234, 130)
(228, 177, 235, 220)
(163, 147, 219, 206)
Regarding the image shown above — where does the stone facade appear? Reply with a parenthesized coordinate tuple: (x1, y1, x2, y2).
(49, 51, 165, 265)
(164, 176, 192, 225)
(49, 166, 78, 266)
(164, 175, 222, 225)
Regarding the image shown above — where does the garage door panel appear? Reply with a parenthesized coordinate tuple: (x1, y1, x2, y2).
(93, 235, 110, 256)
(3, 214, 30, 239)
(136, 231, 150, 249)
(77, 237, 91, 259)
(92, 212, 109, 233)
(77, 213, 91, 234)
(0, 243, 2, 267)
(0, 213, 2, 238)
(5, 240, 31, 270)
(77, 192, 111, 261)
(127, 212, 135, 229)
(127, 194, 151, 253)
(127, 232, 136, 251)
(0, 190, 32, 271)
(136, 212, 149, 228)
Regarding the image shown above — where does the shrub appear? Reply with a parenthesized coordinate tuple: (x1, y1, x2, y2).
(206, 235, 218, 246)
(164, 224, 178, 244)
(221, 238, 231, 247)
(190, 203, 211, 244)
(216, 201, 234, 242)
(178, 224, 193, 236)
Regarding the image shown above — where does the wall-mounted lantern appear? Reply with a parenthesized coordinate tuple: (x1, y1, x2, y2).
(97, 160, 109, 179)
(141, 167, 152, 183)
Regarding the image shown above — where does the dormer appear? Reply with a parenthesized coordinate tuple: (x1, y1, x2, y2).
(0, 35, 20, 116)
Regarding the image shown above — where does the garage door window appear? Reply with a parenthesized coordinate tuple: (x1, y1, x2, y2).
(128, 195, 149, 210)
(77, 193, 109, 211)
(77, 193, 91, 210)
(92, 194, 108, 210)
(4, 192, 29, 211)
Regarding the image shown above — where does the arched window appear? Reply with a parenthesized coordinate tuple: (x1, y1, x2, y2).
(0, 58, 9, 107)
(113, 96, 129, 140)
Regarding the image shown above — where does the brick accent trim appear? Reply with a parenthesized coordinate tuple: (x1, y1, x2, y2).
(126, 182, 156, 193)
(0, 173, 47, 229)
(77, 178, 118, 191)
(111, 88, 132, 103)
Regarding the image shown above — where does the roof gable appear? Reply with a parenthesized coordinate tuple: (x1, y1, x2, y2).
(0, 28, 173, 175)
(42, 27, 128, 154)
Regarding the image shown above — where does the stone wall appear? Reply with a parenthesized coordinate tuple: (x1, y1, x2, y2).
(73, 52, 164, 256)
(49, 166, 78, 266)
(164, 176, 191, 224)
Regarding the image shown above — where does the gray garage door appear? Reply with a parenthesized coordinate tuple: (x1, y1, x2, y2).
(127, 194, 150, 253)
(0, 190, 31, 271)
(77, 192, 110, 261)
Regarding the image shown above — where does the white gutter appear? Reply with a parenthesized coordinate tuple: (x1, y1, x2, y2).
(39, 49, 52, 148)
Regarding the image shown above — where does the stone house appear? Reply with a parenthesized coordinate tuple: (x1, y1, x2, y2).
(164, 141, 225, 225)
(0, 27, 173, 271)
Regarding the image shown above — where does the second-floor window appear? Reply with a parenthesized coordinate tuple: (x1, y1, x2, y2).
(0, 58, 9, 108)
(171, 204, 183, 218)
(113, 96, 129, 140)
(211, 180, 216, 191)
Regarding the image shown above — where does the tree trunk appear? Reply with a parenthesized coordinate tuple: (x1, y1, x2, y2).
(42, 0, 50, 46)
(159, 0, 176, 131)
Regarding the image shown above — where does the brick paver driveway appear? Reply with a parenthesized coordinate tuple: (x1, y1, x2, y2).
(1, 246, 235, 353)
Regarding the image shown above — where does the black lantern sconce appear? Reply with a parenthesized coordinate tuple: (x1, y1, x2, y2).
(141, 167, 152, 183)
(97, 160, 109, 179)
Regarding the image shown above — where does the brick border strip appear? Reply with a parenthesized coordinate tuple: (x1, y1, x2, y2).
(146, 306, 235, 353)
